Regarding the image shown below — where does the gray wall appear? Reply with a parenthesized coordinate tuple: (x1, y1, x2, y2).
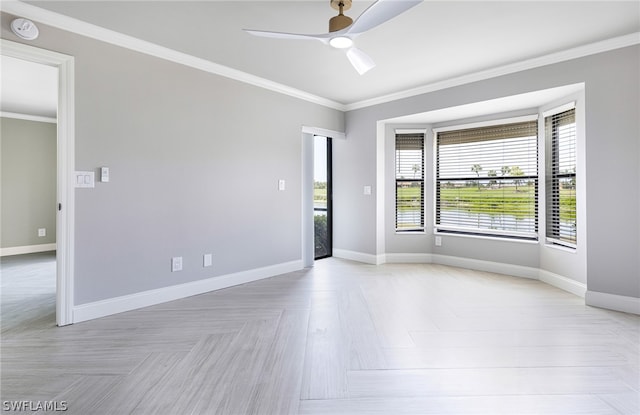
(582, 48, 639, 298)
(1, 117, 57, 249)
(1, 14, 343, 305)
(383, 123, 433, 256)
(339, 45, 640, 299)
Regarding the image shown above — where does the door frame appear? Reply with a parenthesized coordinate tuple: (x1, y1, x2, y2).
(314, 136, 333, 260)
(301, 126, 344, 267)
(1, 39, 75, 326)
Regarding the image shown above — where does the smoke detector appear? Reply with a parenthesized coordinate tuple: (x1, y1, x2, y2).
(11, 18, 39, 41)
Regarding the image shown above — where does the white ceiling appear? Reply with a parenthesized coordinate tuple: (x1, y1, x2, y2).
(2, 1, 639, 116)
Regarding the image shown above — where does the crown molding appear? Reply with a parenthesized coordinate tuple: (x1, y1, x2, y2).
(2, 1, 637, 113)
(345, 32, 640, 111)
(0, 111, 57, 123)
(0, 0, 347, 111)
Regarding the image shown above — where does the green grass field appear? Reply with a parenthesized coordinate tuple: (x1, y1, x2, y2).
(397, 184, 575, 221)
(314, 187, 327, 207)
(316, 183, 575, 222)
(439, 185, 536, 219)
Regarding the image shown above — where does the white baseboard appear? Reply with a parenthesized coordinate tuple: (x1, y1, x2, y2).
(431, 254, 539, 280)
(72, 260, 303, 323)
(0, 243, 56, 257)
(586, 290, 640, 315)
(333, 249, 382, 265)
(539, 270, 587, 298)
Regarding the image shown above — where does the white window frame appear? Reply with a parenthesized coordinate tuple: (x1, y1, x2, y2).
(433, 114, 539, 240)
(543, 102, 577, 249)
(395, 131, 426, 233)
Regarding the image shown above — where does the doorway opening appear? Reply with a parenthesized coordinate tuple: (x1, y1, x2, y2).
(314, 135, 332, 259)
(1, 39, 75, 326)
(1, 56, 58, 331)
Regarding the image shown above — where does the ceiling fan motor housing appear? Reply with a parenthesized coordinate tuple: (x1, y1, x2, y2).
(329, 0, 354, 32)
(329, 14, 353, 32)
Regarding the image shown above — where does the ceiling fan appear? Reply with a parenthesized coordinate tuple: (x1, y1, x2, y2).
(244, 0, 423, 75)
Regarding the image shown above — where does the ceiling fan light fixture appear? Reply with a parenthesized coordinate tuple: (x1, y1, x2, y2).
(329, 36, 353, 49)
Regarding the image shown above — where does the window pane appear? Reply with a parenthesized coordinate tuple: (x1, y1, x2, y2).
(396, 181, 424, 230)
(314, 135, 332, 259)
(314, 211, 330, 258)
(546, 108, 576, 246)
(396, 134, 424, 231)
(436, 120, 538, 238)
(437, 179, 536, 235)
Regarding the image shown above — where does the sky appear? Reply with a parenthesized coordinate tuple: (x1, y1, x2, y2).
(314, 135, 328, 182)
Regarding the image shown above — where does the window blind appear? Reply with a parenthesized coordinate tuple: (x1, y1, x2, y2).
(435, 119, 538, 239)
(396, 134, 424, 231)
(545, 108, 576, 247)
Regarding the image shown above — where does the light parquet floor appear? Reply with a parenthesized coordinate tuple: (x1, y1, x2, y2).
(1, 252, 638, 414)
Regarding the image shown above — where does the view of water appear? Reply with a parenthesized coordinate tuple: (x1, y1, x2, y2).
(399, 209, 575, 240)
(438, 209, 536, 233)
(398, 210, 576, 239)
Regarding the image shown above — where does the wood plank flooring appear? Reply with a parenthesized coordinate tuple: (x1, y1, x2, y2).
(1, 252, 639, 414)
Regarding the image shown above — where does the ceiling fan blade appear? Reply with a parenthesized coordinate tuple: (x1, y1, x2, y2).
(243, 29, 330, 44)
(346, 0, 422, 36)
(346, 47, 376, 75)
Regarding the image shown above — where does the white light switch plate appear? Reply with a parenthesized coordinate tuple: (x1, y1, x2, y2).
(278, 179, 286, 191)
(364, 185, 372, 195)
(101, 167, 110, 182)
(75, 171, 95, 188)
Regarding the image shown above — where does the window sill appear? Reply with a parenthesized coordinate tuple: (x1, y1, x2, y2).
(434, 230, 539, 245)
(544, 242, 577, 253)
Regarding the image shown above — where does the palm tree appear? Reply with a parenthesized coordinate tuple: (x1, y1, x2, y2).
(510, 166, 525, 191)
(471, 164, 482, 189)
(487, 169, 497, 187)
(412, 163, 420, 179)
(500, 166, 511, 188)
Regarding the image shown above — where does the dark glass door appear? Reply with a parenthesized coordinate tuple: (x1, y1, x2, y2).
(314, 136, 332, 259)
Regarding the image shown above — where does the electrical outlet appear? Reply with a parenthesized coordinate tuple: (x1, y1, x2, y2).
(435, 236, 442, 247)
(37, 228, 46, 237)
(171, 256, 183, 272)
(203, 253, 212, 267)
